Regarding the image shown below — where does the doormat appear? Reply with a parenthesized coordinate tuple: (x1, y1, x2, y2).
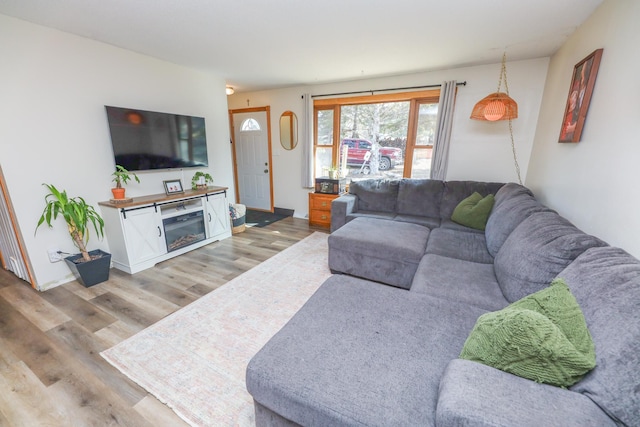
(245, 208, 292, 228)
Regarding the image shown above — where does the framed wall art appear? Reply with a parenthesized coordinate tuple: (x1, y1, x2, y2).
(559, 48, 603, 143)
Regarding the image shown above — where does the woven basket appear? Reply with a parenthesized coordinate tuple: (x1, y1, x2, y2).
(232, 223, 246, 234)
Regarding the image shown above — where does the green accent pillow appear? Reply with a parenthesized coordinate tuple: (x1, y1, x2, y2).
(451, 192, 495, 230)
(460, 278, 596, 387)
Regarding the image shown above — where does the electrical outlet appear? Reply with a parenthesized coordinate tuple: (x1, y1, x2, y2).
(47, 248, 62, 263)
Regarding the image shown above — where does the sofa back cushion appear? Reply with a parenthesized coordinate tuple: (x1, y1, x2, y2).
(492, 182, 533, 209)
(494, 211, 606, 302)
(439, 181, 504, 220)
(485, 184, 553, 257)
(349, 179, 400, 213)
(559, 246, 640, 426)
(396, 179, 444, 218)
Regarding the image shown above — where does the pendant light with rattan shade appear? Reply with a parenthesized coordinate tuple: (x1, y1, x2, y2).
(470, 52, 522, 184)
(470, 53, 518, 121)
(471, 92, 517, 121)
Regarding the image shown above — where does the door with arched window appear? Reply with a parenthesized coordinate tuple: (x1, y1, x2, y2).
(230, 107, 273, 211)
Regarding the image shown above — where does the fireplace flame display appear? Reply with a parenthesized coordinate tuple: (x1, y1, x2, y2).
(162, 210, 206, 252)
(168, 233, 206, 252)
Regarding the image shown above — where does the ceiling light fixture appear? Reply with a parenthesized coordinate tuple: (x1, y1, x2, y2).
(226, 86, 235, 96)
(470, 51, 522, 184)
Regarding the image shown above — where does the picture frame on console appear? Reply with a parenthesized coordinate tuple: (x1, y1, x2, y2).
(163, 179, 184, 195)
(559, 48, 603, 143)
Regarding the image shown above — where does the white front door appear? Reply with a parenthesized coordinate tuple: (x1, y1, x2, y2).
(231, 109, 272, 211)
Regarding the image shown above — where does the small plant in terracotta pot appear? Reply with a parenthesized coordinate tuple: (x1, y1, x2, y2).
(191, 171, 213, 190)
(111, 165, 140, 199)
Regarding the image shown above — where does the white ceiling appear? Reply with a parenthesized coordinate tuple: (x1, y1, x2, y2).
(0, 0, 603, 93)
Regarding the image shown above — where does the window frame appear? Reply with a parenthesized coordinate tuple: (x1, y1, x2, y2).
(313, 89, 440, 178)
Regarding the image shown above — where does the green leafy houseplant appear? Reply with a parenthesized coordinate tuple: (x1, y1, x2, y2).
(112, 164, 140, 188)
(111, 165, 140, 199)
(191, 171, 213, 190)
(36, 184, 105, 263)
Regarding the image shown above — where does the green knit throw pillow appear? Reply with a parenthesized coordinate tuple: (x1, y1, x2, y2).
(460, 278, 596, 387)
(451, 192, 495, 230)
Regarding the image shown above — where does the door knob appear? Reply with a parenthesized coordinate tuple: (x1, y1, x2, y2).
(264, 169, 269, 173)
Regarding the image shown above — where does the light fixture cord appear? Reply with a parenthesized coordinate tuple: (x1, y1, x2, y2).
(497, 52, 508, 94)
(508, 117, 522, 185)
(501, 50, 522, 184)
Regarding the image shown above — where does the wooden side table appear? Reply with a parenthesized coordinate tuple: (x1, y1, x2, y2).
(309, 192, 340, 228)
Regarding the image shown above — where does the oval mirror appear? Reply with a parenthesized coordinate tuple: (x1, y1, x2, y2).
(279, 111, 298, 150)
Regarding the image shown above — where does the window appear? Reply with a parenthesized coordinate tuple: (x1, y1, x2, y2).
(314, 107, 336, 178)
(359, 140, 371, 150)
(313, 90, 440, 179)
(409, 102, 439, 178)
(241, 118, 261, 131)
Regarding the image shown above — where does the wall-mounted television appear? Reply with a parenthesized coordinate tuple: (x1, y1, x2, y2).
(105, 106, 209, 172)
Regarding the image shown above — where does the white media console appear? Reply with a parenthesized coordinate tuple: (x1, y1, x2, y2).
(99, 186, 231, 274)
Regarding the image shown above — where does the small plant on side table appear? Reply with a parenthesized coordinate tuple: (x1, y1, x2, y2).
(191, 171, 214, 190)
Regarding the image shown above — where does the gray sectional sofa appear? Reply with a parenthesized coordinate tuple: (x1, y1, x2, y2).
(246, 179, 640, 426)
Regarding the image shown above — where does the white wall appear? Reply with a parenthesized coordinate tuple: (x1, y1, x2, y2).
(0, 15, 234, 290)
(228, 58, 549, 218)
(526, 0, 640, 258)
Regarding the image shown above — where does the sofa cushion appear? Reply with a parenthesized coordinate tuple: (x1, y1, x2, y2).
(426, 227, 494, 264)
(439, 218, 485, 233)
(437, 359, 616, 427)
(485, 185, 552, 257)
(411, 254, 508, 311)
(348, 210, 396, 222)
(394, 214, 441, 229)
(451, 192, 495, 231)
(246, 275, 488, 427)
(349, 178, 399, 213)
(396, 178, 444, 218)
(559, 246, 640, 426)
(439, 181, 504, 220)
(494, 211, 606, 302)
(460, 278, 596, 387)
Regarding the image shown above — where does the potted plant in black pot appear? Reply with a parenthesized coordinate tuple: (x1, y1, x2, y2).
(36, 184, 111, 287)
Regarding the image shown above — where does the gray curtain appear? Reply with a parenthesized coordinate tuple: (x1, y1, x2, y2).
(430, 80, 457, 180)
(302, 93, 314, 188)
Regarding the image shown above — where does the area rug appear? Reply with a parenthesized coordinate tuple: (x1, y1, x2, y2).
(101, 232, 331, 426)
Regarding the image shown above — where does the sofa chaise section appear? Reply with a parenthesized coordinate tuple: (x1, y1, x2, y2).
(246, 275, 488, 427)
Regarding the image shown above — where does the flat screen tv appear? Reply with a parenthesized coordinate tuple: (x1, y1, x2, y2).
(105, 106, 209, 172)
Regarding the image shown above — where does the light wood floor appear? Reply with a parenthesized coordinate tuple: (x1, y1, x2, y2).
(0, 217, 325, 426)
